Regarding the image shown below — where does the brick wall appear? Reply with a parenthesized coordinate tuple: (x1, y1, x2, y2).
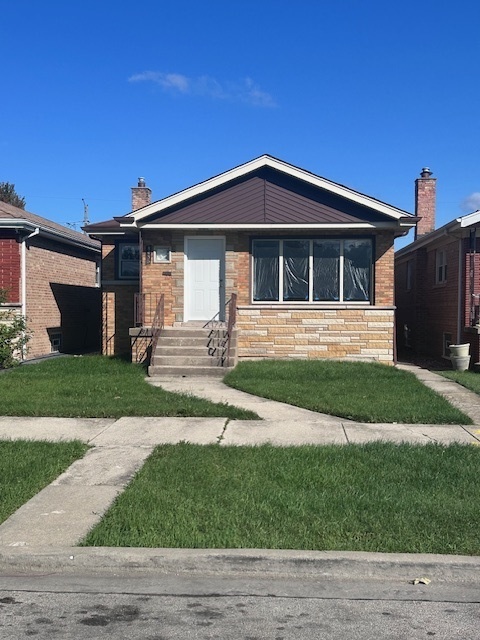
(137, 229, 395, 362)
(0, 233, 21, 302)
(236, 307, 394, 363)
(101, 241, 138, 356)
(25, 237, 100, 358)
(395, 237, 467, 360)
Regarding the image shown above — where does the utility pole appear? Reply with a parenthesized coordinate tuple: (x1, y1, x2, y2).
(82, 198, 89, 233)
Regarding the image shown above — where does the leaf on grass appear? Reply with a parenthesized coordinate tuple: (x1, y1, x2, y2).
(412, 577, 431, 585)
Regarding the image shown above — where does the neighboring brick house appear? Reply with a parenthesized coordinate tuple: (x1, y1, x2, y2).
(395, 168, 480, 364)
(85, 155, 416, 370)
(0, 201, 101, 359)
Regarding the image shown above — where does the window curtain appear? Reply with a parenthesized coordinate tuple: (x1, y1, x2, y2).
(343, 240, 371, 301)
(253, 240, 279, 301)
(283, 240, 309, 300)
(313, 240, 340, 301)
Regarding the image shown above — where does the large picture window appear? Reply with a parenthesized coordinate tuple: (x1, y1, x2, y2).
(252, 238, 372, 303)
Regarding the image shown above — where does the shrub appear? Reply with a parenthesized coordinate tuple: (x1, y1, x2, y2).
(0, 288, 31, 368)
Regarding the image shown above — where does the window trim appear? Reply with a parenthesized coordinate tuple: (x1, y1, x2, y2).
(250, 236, 374, 305)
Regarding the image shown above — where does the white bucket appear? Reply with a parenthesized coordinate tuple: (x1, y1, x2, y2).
(451, 355, 471, 371)
(449, 344, 470, 358)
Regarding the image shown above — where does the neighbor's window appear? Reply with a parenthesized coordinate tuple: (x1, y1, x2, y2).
(252, 238, 372, 303)
(118, 242, 140, 279)
(436, 249, 447, 284)
(406, 259, 413, 291)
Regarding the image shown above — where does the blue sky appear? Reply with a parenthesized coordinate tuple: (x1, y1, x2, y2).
(2, 1, 480, 248)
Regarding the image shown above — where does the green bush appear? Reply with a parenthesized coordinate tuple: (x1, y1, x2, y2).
(0, 288, 31, 368)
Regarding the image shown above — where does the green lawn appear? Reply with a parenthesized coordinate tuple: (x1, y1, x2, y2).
(0, 440, 88, 524)
(224, 360, 472, 423)
(439, 369, 480, 394)
(0, 356, 257, 419)
(81, 442, 480, 554)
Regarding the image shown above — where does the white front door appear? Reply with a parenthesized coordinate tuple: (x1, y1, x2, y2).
(185, 237, 225, 321)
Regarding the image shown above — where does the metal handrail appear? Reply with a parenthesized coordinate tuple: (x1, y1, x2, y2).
(203, 293, 237, 367)
(131, 292, 164, 364)
(134, 292, 162, 327)
(150, 294, 165, 355)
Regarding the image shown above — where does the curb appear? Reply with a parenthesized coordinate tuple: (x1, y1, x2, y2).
(1, 548, 479, 582)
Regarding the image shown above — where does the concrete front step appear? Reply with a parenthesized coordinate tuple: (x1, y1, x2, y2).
(161, 328, 210, 338)
(149, 326, 237, 378)
(148, 365, 234, 377)
(155, 346, 210, 356)
(160, 336, 211, 348)
(152, 355, 219, 367)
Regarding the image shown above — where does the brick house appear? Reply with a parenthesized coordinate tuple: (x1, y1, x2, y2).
(0, 201, 101, 360)
(395, 168, 480, 365)
(85, 155, 416, 373)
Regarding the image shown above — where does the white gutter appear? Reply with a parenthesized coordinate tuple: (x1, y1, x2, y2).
(21, 227, 40, 320)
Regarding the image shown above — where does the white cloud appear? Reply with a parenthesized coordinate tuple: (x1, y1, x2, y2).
(128, 71, 276, 107)
(461, 192, 480, 213)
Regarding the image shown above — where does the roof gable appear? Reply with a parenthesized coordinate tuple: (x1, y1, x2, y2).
(126, 155, 413, 227)
(138, 169, 394, 227)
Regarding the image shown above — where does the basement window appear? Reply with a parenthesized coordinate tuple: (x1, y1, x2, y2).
(49, 331, 62, 353)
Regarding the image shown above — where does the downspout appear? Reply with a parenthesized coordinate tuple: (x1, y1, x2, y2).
(21, 227, 40, 359)
(457, 238, 463, 344)
(21, 227, 40, 318)
(469, 228, 476, 326)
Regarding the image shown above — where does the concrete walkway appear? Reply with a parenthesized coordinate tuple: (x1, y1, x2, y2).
(1, 363, 480, 558)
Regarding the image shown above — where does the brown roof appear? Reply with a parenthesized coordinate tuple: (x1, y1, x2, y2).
(0, 201, 100, 251)
(85, 155, 415, 235)
(139, 172, 388, 226)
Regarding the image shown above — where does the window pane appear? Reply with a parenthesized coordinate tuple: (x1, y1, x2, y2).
(343, 240, 372, 301)
(253, 240, 279, 301)
(313, 240, 340, 301)
(121, 260, 139, 278)
(283, 240, 309, 301)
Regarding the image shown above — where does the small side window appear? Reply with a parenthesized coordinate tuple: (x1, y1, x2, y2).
(154, 246, 171, 263)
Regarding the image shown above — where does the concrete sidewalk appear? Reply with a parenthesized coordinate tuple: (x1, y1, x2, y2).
(1, 363, 480, 572)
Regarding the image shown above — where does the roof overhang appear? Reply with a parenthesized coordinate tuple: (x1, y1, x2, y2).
(396, 210, 480, 258)
(0, 219, 101, 253)
(140, 221, 403, 231)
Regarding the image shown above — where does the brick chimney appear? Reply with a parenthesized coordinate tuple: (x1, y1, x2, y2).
(414, 167, 436, 239)
(131, 177, 151, 211)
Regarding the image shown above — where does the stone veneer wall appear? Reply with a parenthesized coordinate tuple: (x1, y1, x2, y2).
(236, 307, 394, 364)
